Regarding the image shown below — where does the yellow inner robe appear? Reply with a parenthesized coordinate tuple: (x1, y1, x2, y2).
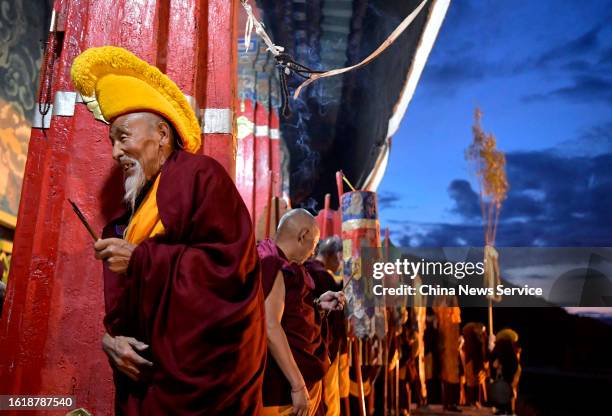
(124, 174, 165, 244)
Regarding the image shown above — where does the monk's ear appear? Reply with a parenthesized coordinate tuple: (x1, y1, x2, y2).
(157, 120, 171, 147)
(298, 228, 309, 243)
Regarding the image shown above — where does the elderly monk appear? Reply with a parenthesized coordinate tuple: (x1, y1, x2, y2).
(70, 46, 265, 415)
(258, 209, 346, 416)
(304, 236, 348, 416)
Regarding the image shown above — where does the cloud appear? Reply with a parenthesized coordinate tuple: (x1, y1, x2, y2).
(535, 25, 601, 66)
(560, 59, 592, 72)
(511, 23, 604, 75)
(517, 25, 612, 104)
(447, 179, 480, 219)
(421, 57, 490, 92)
(556, 121, 612, 157)
(522, 75, 612, 105)
(421, 20, 610, 99)
(391, 123, 612, 247)
(388, 6, 612, 246)
(378, 191, 402, 209)
(599, 47, 612, 69)
(418, 2, 502, 92)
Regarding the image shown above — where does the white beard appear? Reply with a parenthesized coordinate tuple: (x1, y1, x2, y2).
(122, 157, 146, 212)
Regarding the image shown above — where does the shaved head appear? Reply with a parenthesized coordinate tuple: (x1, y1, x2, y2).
(275, 209, 320, 264)
(277, 208, 316, 236)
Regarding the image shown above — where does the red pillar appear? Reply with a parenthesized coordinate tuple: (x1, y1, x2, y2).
(269, 108, 282, 197)
(236, 99, 256, 219)
(254, 103, 271, 237)
(0, 0, 239, 414)
(201, 0, 238, 179)
(235, 33, 257, 219)
(165, 0, 199, 95)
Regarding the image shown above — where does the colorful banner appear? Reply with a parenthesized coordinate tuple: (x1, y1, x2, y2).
(341, 191, 385, 338)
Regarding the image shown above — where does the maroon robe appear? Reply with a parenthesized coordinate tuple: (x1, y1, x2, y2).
(102, 150, 266, 415)
(304, 259, 347, 361)
(257, 239, 329, 406)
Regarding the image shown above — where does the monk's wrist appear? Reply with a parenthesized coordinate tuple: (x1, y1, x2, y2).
(289, 376, 306, 392)
(291, 384, 306, 393)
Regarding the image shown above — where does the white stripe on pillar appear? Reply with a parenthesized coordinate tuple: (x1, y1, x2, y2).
(255, 125, 269, 137)
(202, 108, 233, 134)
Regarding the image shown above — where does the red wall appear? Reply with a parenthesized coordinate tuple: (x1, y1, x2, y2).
(0, 1, 238, 414)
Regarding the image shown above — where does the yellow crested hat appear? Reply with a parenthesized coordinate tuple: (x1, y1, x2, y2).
(70, 46, 201, 154)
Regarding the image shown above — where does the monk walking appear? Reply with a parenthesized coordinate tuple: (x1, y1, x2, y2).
(71, 46, 266, 415)
(258, 209, 346, 416)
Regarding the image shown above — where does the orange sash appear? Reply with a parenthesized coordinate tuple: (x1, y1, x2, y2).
(261, 382, 322, 416)
(124, 174, 165, 244)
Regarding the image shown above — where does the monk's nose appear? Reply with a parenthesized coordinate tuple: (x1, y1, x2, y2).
(112, 141, 124, 161)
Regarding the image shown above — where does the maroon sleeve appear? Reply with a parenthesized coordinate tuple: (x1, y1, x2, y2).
(103, 153, 265, 415)
(101, 215, 130, 336)
(257, 240, 288, 298)
(260, 256, 279, 297)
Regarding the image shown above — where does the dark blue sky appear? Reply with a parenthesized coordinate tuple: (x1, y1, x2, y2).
(378, 0, 612, 247)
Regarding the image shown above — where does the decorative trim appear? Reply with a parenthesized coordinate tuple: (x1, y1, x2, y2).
(236, 115, 254, 140)
(32, 90, 77, 127)
(255, 125, 269, 137)
(341, 218, 379, 232)
(53, 91, 77, 116)
(270, 128, 280, 140)
(32, 104, 53, 129)
(202, 108, 233, 134)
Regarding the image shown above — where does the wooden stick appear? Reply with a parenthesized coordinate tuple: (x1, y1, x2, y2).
(322, 193, 331, 238)
(324, 193, 331, 210)
(395, 335, 400, 416)
(342, 173, 357, 192)
(384, 227, 391, 264)
(68, 199, 99, 241)
(395, 334, 400, 415)
(383, 226, 390, 415)
(353, 338, 366, 416)
(488, 298, 494, 338)
(336, 171, 344, 207)
(342, 274, 355, 292)
(383, 337, 389, 416)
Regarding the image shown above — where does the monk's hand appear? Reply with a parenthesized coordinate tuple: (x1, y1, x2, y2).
(94, 238, 136, 274)
(317, 291, 346, 312)
(488, 333, 496, 352)
(290, 384, 311, 416)
(102, 332, 153, 382)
